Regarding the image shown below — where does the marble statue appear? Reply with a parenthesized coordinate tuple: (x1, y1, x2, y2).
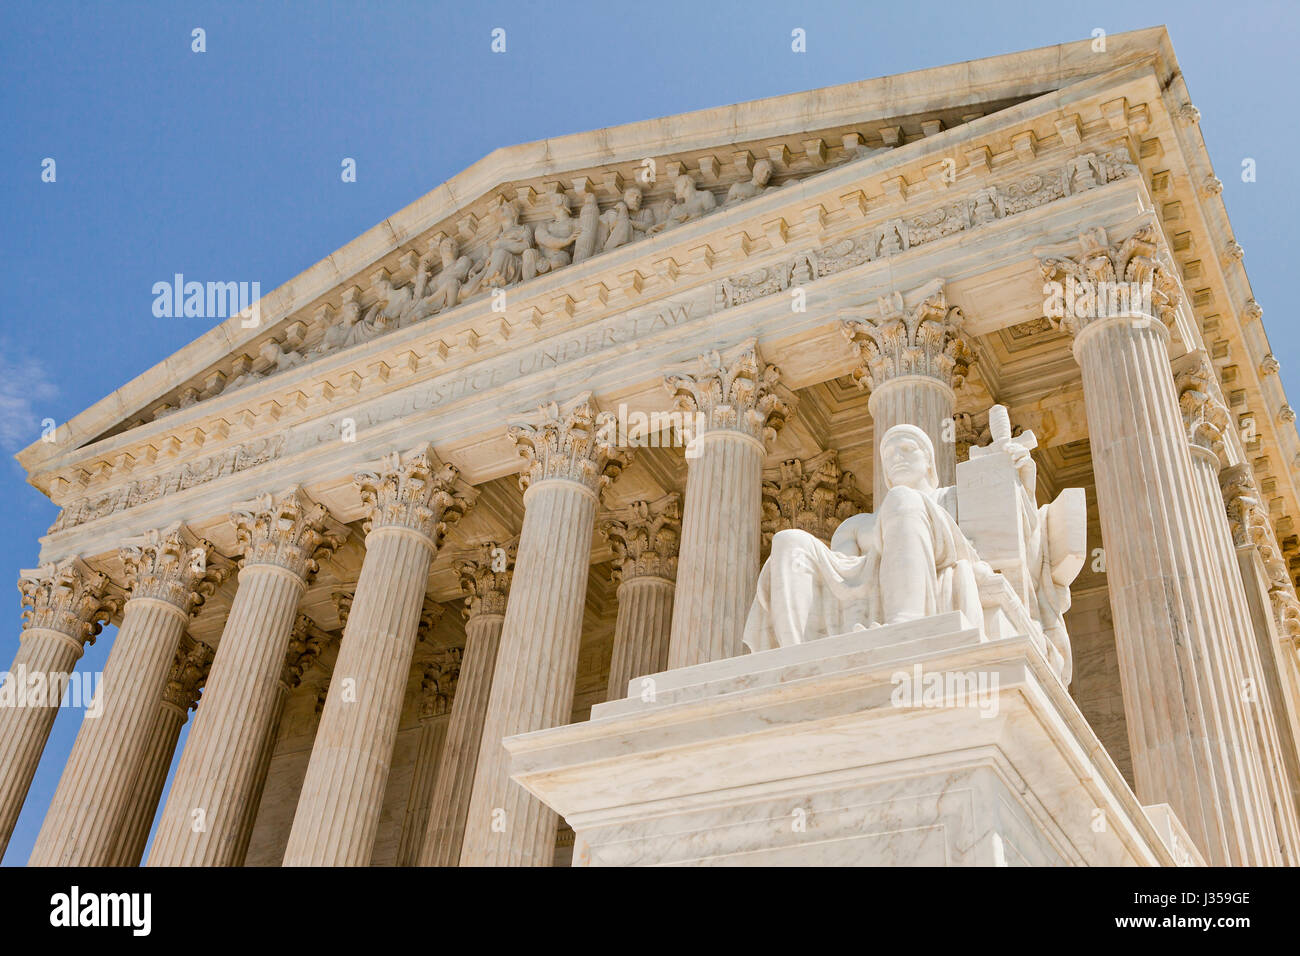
(651, 173, 717, 233)
(531, 194, 580, 276)
(725, 158, 773, 204)
(463, 199, 534, 296)
(416, 237, 473, 317)
(572, 192, 602, 264)
(602, 186, 655, 252)
(743, 409, 1085, 681)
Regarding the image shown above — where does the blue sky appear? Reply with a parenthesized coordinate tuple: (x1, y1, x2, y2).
(1, 0, 1296, 864)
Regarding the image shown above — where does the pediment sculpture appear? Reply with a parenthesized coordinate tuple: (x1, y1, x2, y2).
(743, 405, 1086, 683)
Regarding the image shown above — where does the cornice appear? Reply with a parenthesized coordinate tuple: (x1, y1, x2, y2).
(19, 30, 1174, 475)
(37, 120, 1142, 506)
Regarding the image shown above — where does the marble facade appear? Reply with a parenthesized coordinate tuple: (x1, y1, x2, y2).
(4, 27, 1300, 867)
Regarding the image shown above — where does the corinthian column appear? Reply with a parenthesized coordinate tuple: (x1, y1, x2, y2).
(111, 635, 213, 866)
(419, 540, 514, 867)
(1223, 464, 1300, 860)
(0, 558, 118, 858)
(228, 614, 330, 866)
(30, 527, 228, 866)
(664, 341, 791, 668)
(600, 495, 680, 699)
(283, 446, 473, 866)
(761, 450, 871, 556)
(1039, 223, 1278, 866)
(841, 279, 973, 502)
(149, 490, 345, 867)
(1177, 357, 1300, 863)
(396, 639, 457, 865)
(459, 395, 628, 867)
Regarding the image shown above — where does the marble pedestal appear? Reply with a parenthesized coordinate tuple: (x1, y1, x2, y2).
(505, 612, 1200, 867)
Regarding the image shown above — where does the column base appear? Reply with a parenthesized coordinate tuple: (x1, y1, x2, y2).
(506, 612, 1201, 866)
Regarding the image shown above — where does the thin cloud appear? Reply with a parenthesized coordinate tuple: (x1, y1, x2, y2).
(0, 349, 58, 452)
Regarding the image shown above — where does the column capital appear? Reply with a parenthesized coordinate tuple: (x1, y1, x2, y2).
(1222, 464, 1292, 587)
(1268, 589, 1300, 646)
(663, 340, 792, 446)
(1038, 222, 1182, 342)
(17, 556, 121, 647)
(1175, 353, 1232, 464)
(840, 279, 973, 394)
(761, 450, 870, 549)
(416, 599, 446, 643)
(332, 590, 353, 629)
(231, 489, 348, 582)
(600, 494, 681, 585)
(281, 613, 328, 692)
(355, 445, 476, 547)
(161, 633, 214, 714)
(452, 540, 516, 620)
(509, 393, 629, 498)
(419, 646, 462, 720)
(120, 525, 233, 616)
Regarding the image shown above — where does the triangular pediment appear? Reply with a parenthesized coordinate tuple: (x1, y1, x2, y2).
(18, 27, 1176, 476)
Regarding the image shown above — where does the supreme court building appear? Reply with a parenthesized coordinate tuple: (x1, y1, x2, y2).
(5, 27, 1300, 867)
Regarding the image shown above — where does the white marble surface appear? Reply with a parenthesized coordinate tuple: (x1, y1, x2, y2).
(507, 614, 1194, 866)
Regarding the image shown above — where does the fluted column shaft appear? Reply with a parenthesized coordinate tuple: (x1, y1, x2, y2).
(668, 431, 763, 668)
(608, 578, 675, 698)
(868, 376, 955, 502)
(284, 446, 470, 866)
(1234, 545, 1300, 828)
(1189, 447, 1300, 863)
(29, 597, 188, 865)
(229, 685, 288, 866)
(396, 711, 450, 865)
(0, 630, 85, 857)
(111, 701, 187, 866)
(0, 559, 114, 859)
(1074, 315, 1263, 866)
(1184, 446, 1282, 864)
(149, 565, 306, 865)
(283, 528, 434, 865)
(460, 480, 597, 866)
(420, 611, 504, 866)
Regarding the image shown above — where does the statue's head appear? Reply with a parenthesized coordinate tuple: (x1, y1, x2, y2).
(623, 187, 641, 210)
(880, 424, 938, 492)
(753, 159, 773, 185)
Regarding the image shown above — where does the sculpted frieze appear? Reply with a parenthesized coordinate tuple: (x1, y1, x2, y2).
(50, 299, 700, 534)
(717, 151, 1139, 310)
(296, 298, 699, 453)
(49, 436, 286, 533)
(149, 155, 861, 423)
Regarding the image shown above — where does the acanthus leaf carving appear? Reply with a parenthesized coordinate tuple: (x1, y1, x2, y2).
(355, 444, 476, 546)
(599, 494, 681, 585)
(1038, 222, 1183, 339)
(119, 524, 233, 616)
(230, 489, 348, 582)
(452, 540, 517, 620)
(841, 280, 973, 393)
(509, 393, 629, 497)
(18, 556, 121, 646)
(663, 340, 792, 446)
(760, 451, 869, 553)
